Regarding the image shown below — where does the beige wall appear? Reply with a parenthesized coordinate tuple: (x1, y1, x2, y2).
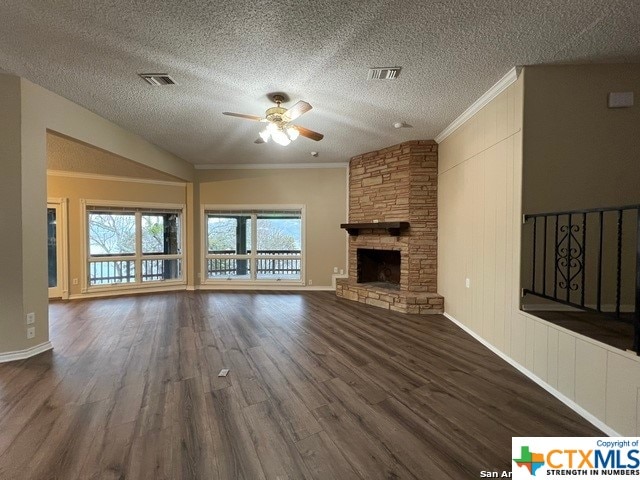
(521, 65, 640, 309)
(47, 132, 196, 295)
(44, 133, 348, 294)
(438, 68, 640, 436)
(186, 182, 199, 288)
(198, 168, 348, 287)
(438, 73, 523, 351)
(47, 132, 183, 182)
(0, 75, 195, 357)
(0, 75, 27, 353)
(47, 175, 187, 297)
(523, 64, 640, 213)
(23, 80, 194, 182)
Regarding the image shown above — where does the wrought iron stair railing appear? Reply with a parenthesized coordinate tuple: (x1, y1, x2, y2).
(523, 204, 640, 352)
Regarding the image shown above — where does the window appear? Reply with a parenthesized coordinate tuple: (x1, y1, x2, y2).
(85, 203, 184, 288)
(204, 207, 303, 284)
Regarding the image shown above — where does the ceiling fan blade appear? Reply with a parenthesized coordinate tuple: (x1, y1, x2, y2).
(282, 101, 312, 122)
(254, 137, 265, 144)
(294, 125, 324, 141)
(222, 112, 263, 121)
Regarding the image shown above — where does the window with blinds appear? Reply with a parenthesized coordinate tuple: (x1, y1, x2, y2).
(204, 207, 303, 283)
(84, 203, 185, 288)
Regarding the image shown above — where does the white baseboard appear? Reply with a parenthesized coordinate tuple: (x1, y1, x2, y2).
(196, 284, 335, 291)
(69, 284, 335, 298)
(0, 341, 53, 364)
(443, 312, 619, 437)
(69, 284, 187, 300)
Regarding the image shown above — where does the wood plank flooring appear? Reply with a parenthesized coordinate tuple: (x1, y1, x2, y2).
(530, 310, 634, 352)
(0, 291, 602, 479)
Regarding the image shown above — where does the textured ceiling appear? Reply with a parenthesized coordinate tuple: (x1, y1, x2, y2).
(1, 1, 639, 166)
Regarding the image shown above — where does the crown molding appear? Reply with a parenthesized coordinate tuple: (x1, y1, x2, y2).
(194, 162, 348, 170)
(435, 66, 522, 144)
(47, 169, 187, 187)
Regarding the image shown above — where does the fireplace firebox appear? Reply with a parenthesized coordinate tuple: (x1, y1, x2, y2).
(357, 249, 400, 289)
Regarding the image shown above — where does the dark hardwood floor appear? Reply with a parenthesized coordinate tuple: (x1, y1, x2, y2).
(529, 310, 634, 352)
(0, 291, 601, 479)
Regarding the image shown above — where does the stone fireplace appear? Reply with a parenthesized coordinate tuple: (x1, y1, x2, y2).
(336, 140, 444, 314)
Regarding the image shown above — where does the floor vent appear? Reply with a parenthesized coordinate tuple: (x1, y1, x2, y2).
(367, 67, 402, 80)
(138, 73, 178, 86)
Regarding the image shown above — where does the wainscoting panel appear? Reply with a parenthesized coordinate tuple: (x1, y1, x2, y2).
(438, 69, 640, 434)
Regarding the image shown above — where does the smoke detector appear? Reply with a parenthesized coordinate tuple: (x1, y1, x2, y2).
(367, 67, 402, 80)
(139, 73, 178, 86)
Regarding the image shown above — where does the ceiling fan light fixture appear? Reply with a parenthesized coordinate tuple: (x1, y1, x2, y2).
(259, 129, 271, 142)
(223, 95, 323, 145)
(266, 122, 278, 133)
(271, 129, 291, 146)
(287, 126, 300, 141)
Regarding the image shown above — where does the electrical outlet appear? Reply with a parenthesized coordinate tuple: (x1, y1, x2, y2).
(333, 267, 338, 273)
(26, 312, 35, 325)
(340, 269, 344, 275)
(465, 278, 471, 289)
(72, 278, 79, 285)
(27, 327, 35, 339)
(308, 279, 313, 286)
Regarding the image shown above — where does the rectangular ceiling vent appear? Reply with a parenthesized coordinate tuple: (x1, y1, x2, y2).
(139, 73, 178, 86)
(367, 67, 402, 80)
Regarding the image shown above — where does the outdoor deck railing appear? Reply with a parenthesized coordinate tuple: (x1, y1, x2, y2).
(207, 250, 301, 277)
(88, 250, 301, 284)
(89, 257, 181, 284)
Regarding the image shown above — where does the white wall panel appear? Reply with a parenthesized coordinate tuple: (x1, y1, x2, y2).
(438, 69, 640, 434)
(575, 339, 607, 419)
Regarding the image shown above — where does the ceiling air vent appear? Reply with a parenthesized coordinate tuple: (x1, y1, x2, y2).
(367, 67, 402, 80)
(138, 73, 178, 86)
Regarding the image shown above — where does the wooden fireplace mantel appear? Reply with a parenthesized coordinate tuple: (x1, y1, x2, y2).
(340, 221, 410, 237)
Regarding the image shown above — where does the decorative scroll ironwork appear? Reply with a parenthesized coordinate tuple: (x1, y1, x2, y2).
(522, 204, 640, 354)
(556, 223, 584, 293)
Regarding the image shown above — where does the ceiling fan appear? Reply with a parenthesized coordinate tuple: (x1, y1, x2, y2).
(223, 94, 324, 146)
